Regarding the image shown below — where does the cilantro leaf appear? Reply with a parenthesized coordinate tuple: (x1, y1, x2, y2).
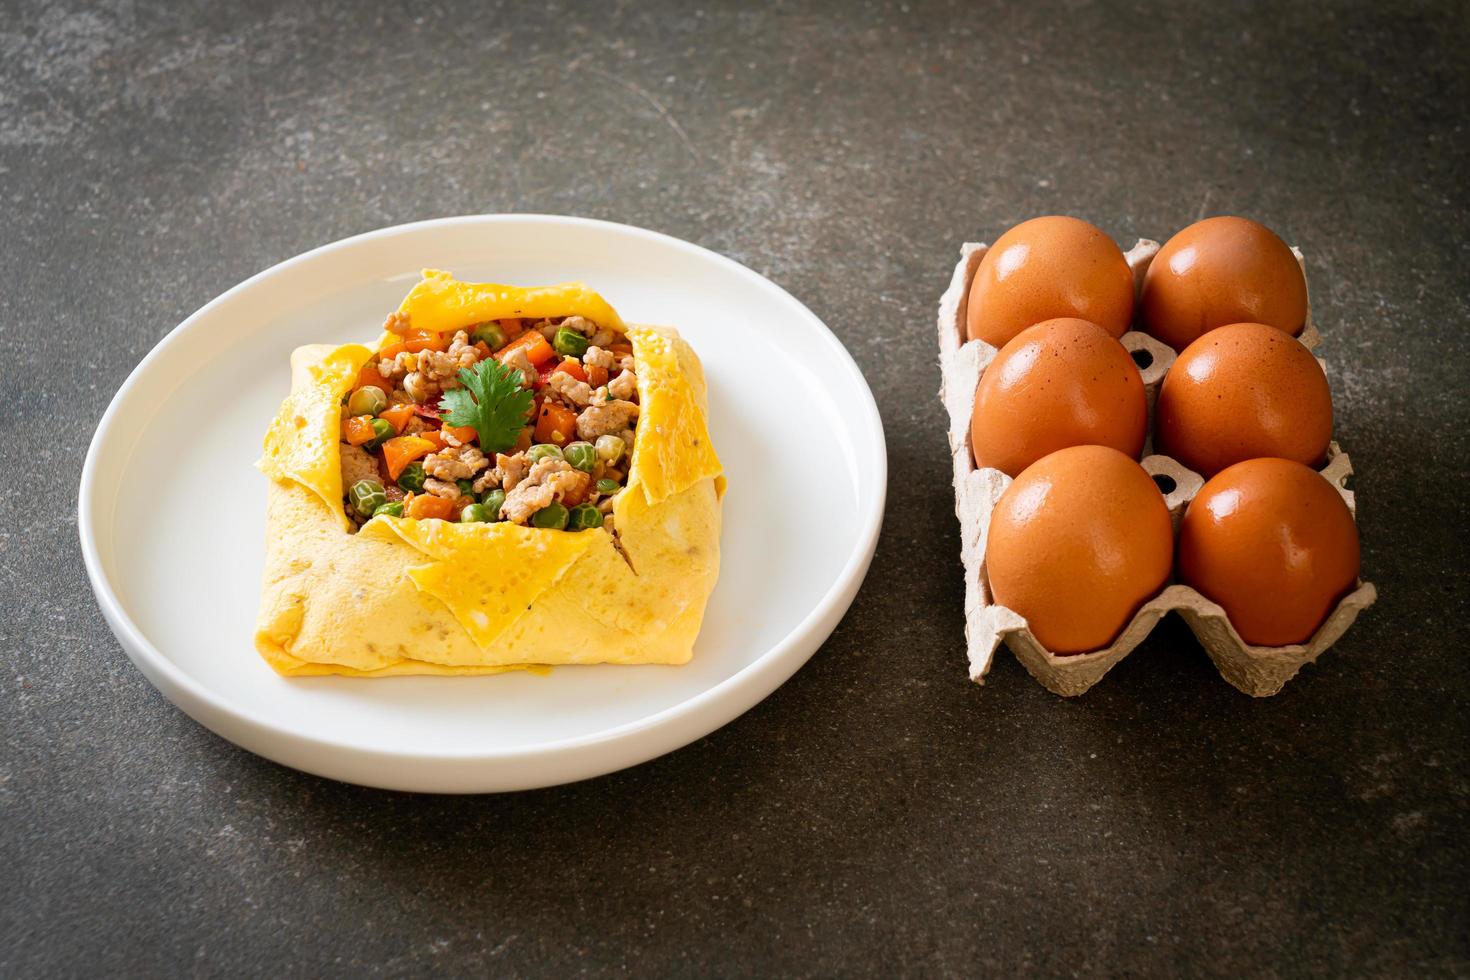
(439, 357, 534, 455)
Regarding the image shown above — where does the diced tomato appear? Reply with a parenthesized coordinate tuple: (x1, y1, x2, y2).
(406, 494, 456, 521)
(534, 401, 578, 446)
(411, 401, 443, 420)
(341, 416, 378, 446)
(379, 404, 415, 434)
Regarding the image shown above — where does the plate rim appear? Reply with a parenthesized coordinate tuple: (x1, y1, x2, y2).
(77, 213, 887, 788)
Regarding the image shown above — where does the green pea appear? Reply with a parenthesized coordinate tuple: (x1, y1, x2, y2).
(553, 325, 590, 357)
(470, 323, 507, 350)
(365, 417, 395, 449)
(372, 501, 404, 519)
(347, 385, 388, 418)
(529, 502, 569, 530)
(460, 503, 492, 523)
(596, 478, 621, 495)
(563, 441, 597, 472)
(457, 479, 475, 496)
(348, 479, 386, 518)
(526, 444, 564, 463)
(566, 503, 603, 531)
(594, 434, 626, 465)
(397, 462, 426, 493)
(481, 488, 506, 519)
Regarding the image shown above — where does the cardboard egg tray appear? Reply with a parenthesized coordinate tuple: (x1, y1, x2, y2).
(937, 238, 1378, 697)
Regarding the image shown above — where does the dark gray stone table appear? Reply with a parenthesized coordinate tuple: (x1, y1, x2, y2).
(4, 1, 1467, 975)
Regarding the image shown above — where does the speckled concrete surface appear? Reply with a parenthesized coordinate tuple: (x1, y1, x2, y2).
(3, 0, 1468, 976)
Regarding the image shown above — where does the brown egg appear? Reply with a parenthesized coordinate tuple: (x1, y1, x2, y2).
(970, 318, 1147, 477)
(986, 446, 1173, 654)
(1178, 458, 1360, 647)
(1155, 321, 1332, 478)
(1140, 216, 1308, 350)
(966, 216, 1135, 347)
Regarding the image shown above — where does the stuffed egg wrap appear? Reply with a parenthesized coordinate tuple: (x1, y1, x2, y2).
(254, 270, 724, 676)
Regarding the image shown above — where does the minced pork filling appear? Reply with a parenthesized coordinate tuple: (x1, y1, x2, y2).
(337, 311, 639, 532)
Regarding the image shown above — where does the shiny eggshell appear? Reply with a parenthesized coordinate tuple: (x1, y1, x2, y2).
(1178, 458, 1360, 647)
(1140, 215, 1308, 350)
(985, 445, 1173, 654)
(970, 317, 1147, 477)
(1155, 321, 1333, 478)
(966, 216, 1135, 347)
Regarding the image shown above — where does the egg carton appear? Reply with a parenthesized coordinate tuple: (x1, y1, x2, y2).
(937, 238, 1379, 697)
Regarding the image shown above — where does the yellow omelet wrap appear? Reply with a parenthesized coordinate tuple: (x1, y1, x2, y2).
(253, 273, 724, 676)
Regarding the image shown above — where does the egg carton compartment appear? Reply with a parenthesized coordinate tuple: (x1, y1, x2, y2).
(937, 238, 1377, 697)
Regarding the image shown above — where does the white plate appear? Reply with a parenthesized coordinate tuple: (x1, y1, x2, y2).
(78, 215, 886, 793)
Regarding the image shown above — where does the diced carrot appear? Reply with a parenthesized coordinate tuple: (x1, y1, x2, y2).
(357, 361, 392, 391)
(341, 416, 378, 446)
(553, 358, 588, 383)
(419, 429, 448, 451)
(379, 403, 415, 434)
(498, 318, 525, 337)
(608, 342, 634, 357)
(495, 331, 555, 367)
(513, 427, 533, 453)
(473, 340, 493, 360)
(378, 341, 408, 360)
(534, 401, 578, 446)
(442, 423, 478, 444)
(526, 334, 557, 366)
(403, 328, 447, 353)
(561, 472, 592, 508)
(406, 494, 456, 521)
(381, 435, 438, 480)
(587, 364, 609, 389)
